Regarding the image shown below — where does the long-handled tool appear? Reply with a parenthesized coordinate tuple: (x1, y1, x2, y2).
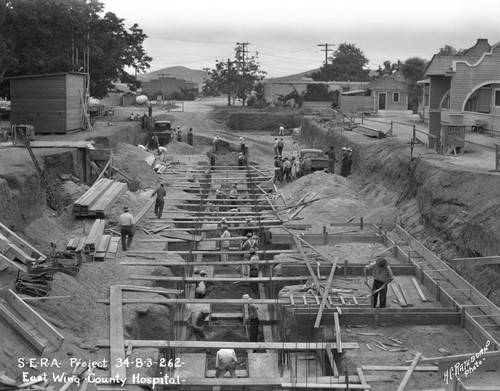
(361, 280, 390, 298)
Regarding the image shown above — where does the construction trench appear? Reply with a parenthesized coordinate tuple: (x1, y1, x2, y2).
(0, 104, 500, 391)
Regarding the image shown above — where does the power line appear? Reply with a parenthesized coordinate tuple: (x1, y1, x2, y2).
(317, 43, 335, 65)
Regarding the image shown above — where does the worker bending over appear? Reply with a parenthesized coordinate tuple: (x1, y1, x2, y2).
(364, 257, 394, 308)
(215, 349, 237, 378)
(185, 308, 210, 341)
(243, 294, 260, 342)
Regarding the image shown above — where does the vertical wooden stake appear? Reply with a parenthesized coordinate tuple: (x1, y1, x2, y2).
(360, 217, 364, 230)
(373, 306, 379, 328)
(344, 259, 348, 278)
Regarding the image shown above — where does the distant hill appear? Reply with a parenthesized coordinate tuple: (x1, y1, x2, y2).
(138, 66, 208, 85)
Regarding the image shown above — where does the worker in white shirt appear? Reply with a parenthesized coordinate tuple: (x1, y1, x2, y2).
(215, 349, 237, 378)
(119, 206, 135, 251)
(219, 226, 231, 263)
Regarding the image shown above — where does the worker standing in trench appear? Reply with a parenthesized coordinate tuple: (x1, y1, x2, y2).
(364, 257, 394, 308)
(151, 183, 166, 219)
(243, 294, 260, 342)
(185, 308, 210, 341)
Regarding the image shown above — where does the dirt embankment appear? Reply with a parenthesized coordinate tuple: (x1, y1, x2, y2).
(299, 116, 500, 306)
(214, 108, 302, 131)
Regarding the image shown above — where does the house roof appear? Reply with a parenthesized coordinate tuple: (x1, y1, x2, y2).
(367, 73, 408, 91)
(425, 55, 482, 76)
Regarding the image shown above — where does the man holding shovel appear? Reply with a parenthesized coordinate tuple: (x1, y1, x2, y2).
(364, 257, 394, 308)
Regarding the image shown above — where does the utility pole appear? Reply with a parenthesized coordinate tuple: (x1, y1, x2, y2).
(226, 58, 241, 106)
(236, 42, 250, 106)
(318, 43, 335, 65)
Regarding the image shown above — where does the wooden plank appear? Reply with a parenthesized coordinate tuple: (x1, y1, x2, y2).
(97, 340, 359, 350)
(356, 367, 370, 391)
(109, 286, 126, 380)
(362, 365, 438, 372)
(0, 252, 28, 273)
(416, 350, 500, 365)
(326, 343, 339, 377)
(291, 234, 322, 289)
(397, 352, 422, 391)
(0, 301, 46, 353)
(281, 383, 370, 389)
(130, 275, 322, 283)
(106, 237, 120, 260)
(411, 277, 429, 302)
(450, 256, 500, 267)
(314, 261, 338, 328)
(6, 289, 64, 350)
(0, 222, 45, 260)
(391, 284, 408, 307)
(398, 283, 413, 307)
(134, 197, 156, 224)
(126, 249, 298, 255)
(334, 312, 342, 353)
(98, 298, 286, 305)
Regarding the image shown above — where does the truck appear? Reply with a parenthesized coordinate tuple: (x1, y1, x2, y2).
(152, 120, 172, 146)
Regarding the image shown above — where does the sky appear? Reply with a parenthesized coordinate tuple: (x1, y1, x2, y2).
(100, 0, 500, 78)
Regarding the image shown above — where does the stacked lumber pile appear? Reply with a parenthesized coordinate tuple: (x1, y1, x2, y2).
(73, 178, 127, 217)
(66, 220, 120, 261)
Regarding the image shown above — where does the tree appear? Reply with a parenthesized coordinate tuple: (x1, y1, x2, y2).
(0, 0, 151, 98)
(400, 57, 428, 113)
(309, 43, 370, 81)
(202, 45, 266, 106)
(438, 45, 467, 56)
(376, 60, 401, 77)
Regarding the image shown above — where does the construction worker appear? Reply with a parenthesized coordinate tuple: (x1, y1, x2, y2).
(238, 152, 247, 170)
(340, 147, 349, 177)
(283, 157, 292, 182)
(185, 308, 210, 341)
(243, 294, 259, 342)
(302, 155, 312, 176)
(220, 226, 231, 263)
(273, 156, 281, 184)
(229, 185, 238, 206)
(292, 141, 300, 159)
(242, 216, 256, 237)
(209, 152, 218, 168)
(119, 206, 135, 251)
(326, 146, 336, 175)
(212, 135, 219, 153)
(346, 147, 353, 177)
(151, 183, 166, 219)
(158, 146, 167, 162)
(215, 349, 237, 378)
(273, 138, 279, 156)
(248, 250, 260, 293)
(149, 133, 159, 152)
(364, 257, 394, 308)
(187, 128, 194, 146)
(292, 156, 301, 179)
(239, 137, 247, 156)
(215, 188, 227, 212)
(177, 127, 182, 142)
(278, 126, 284, 136)
(277, 138, 284, 157)
(195, 270, 208, 299)
(147, 101, 152, 117)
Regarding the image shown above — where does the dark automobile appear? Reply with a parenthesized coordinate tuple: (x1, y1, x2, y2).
(300, 149, 329, 171)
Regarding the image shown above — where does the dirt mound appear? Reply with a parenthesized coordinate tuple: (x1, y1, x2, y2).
(280, 171, 371, 226)
(112, 143, 160, 189)
(166, 139, 200, 155)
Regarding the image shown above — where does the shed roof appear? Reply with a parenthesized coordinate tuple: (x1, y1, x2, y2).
(6, 72, 86, 80)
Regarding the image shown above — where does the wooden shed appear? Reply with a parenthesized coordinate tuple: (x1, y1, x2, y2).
(9, 72, 86, 134)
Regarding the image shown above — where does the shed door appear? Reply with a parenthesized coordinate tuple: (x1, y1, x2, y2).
(378, 93, 386, 110)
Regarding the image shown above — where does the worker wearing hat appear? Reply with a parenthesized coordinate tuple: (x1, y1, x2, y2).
(219, 225, 231, 263)
(279, 126, 284, 136)
(243, 294, 259, 342)
(364, 257, 394, 308)
(345, 147, 353, 177)
(229, 184, 238, 206)
(340, 147, 349, 178)
(248, 249, 260, 293)
(186, 308, 211, 341)
(239, 137, 247, 156)
(195, 270, 208, 299)
(118, 206, 135, 251)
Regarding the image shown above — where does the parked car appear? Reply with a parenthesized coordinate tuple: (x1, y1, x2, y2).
(153, 120, 172, 145)
(300, 149, 329, 171)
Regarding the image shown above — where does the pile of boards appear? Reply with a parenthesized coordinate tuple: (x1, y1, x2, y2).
(66, 219, 120, 261)
(73, 178, 127, 217)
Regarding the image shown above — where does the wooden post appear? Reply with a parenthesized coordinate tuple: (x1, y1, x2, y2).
(344, 259, 348, 278)
(323, 226, 328, 245)
(373, 306, 379, 328)
(360, 217, 364, 231)
(496, 144, 500, 172)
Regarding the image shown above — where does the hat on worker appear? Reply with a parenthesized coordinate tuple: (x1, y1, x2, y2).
(280, 126, 284, 130)
(376, 257, 388, 267)
(123, 206, 130, 212)
(342, 147, 347, 150)
(247, 232, 253, 237)
(199, 270, 207, 276)
(348, 147, 352, 151)
(239, 137, 243, 140)
(201, 308, 211, 314)
(242, 294, 251, 300)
